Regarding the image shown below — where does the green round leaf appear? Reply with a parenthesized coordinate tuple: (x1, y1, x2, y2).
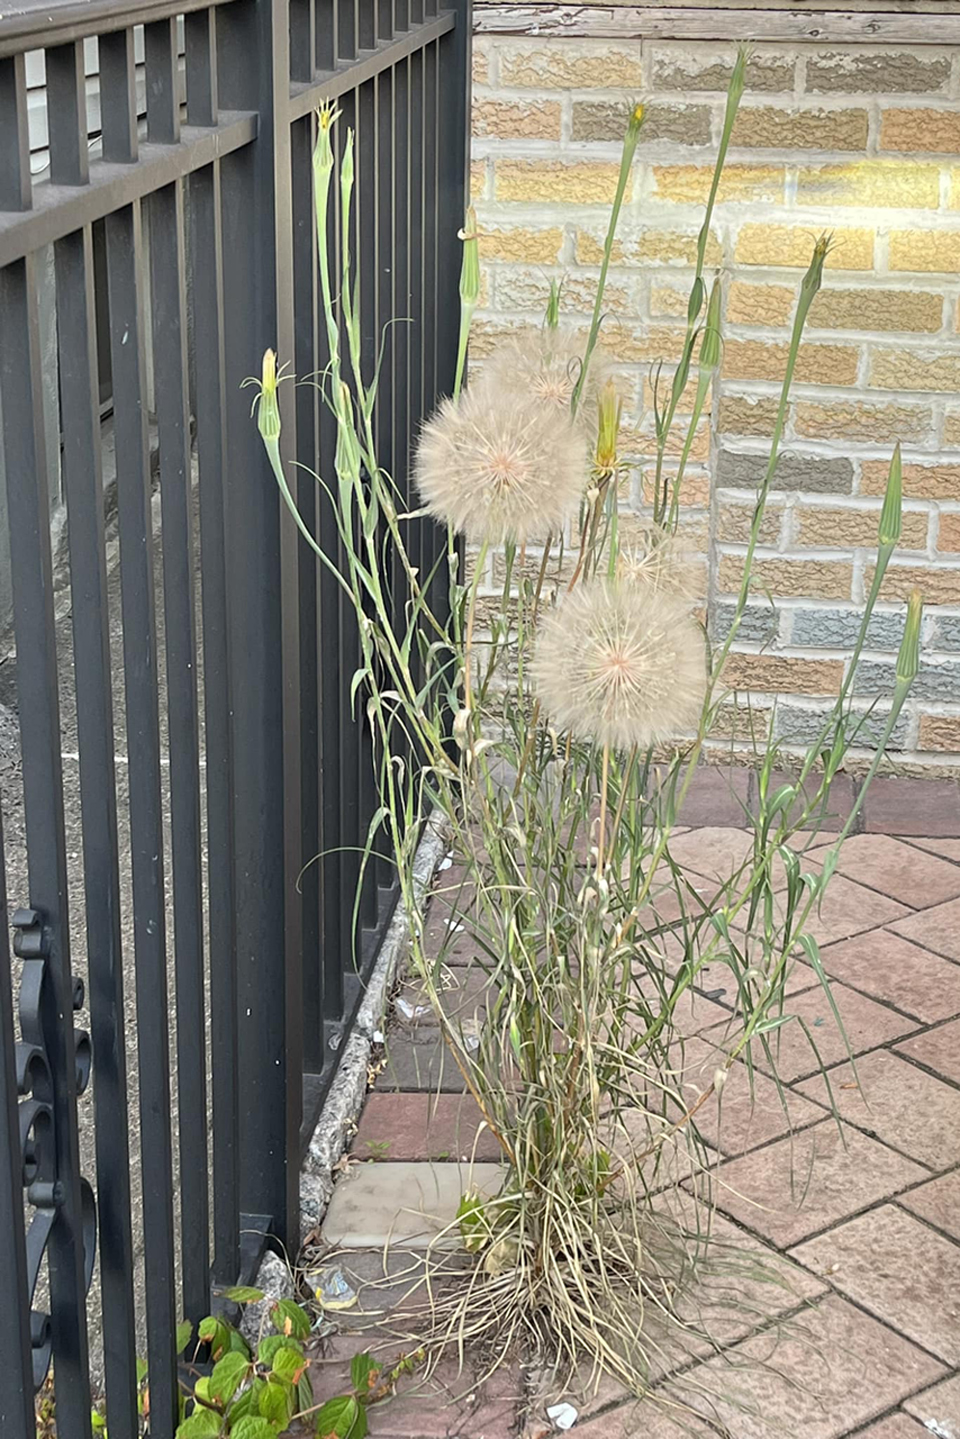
(209, 1350, 250, 1405)
(315, 1394, 364, 1439)
(259, 1377, 294, 1428)
(271, 1297, 311, 1341)
(221, 1286, 265, 1305)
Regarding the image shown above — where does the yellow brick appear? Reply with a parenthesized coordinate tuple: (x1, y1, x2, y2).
(723, 653, 844, 696)
(919, 714, 960, 753)
(496, 269, 633, 317)
(603, 326, 687, 365)
(718, 394, 779, 437)
(472, 99, 562, 142)
(865, 563, 960, 604)
(938, 513, 960, 552)
(796, 161, 940, 210)
(794, 507, 928, 549)
(478, 225, 564, 265)
(727, 282, 796, 329)
(888, 230, 960, 274)
(470, 160, 487, 204)
(641, 374, 711, 413)
(649, 285, 690, 319)
(496, 161, 632, 205)
(652, 164, 785, 206)
(468, 317, 527, 359)
(717, 503, 782, 546)
(870, 349, 960, 394)
(576, 227, 723, 268)
(498, 43, 644, 91)
(640, 467, 711, 509)
(946, 411, 960, 447)
(731, 106, 868, 152)
(626, 418, 710, 461)
(860, 460, 960, 501)
(721, 339, 860, 388)
(718, 555, 852, 600)
(706, 701, 773, 744)
(794, 400, 933, 444)
(472, 47, 490, 86)
(736, 223, 874, 271)
(881, 108, 960, 155)
(810, 287, 945, 334)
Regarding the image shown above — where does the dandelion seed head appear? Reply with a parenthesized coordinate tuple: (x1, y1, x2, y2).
(532, 579, 706, 752)
(617, 525, 698, 600)
(414, 387, 587, 544)
(482, 331, 612, 419)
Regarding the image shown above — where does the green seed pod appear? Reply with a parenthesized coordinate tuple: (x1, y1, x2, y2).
(896, 588, 922, 686)
(698, 276, 723, 372)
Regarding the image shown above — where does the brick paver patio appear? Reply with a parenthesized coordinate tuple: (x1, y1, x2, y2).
(308, 773, 960, 1438)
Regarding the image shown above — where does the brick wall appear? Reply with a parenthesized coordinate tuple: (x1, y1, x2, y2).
(470, 31, 960, 772)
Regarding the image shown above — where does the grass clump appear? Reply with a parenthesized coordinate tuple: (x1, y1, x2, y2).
(251, 53, 920, 1400)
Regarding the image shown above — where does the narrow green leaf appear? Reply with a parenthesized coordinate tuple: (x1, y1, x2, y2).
(176, 1320, 194, 1356)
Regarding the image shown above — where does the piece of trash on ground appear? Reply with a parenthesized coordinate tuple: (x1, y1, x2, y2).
(546, 1402, 578, 1431)
(308, 1265, 358, 1311)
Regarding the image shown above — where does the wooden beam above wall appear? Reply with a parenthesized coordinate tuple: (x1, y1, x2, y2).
(474, 4, 960, 43)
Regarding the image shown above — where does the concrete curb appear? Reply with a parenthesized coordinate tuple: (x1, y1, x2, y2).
(297, 811, 451, 1242)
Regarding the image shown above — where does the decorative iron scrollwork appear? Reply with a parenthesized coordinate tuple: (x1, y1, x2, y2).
(14, 907, 97, 1390)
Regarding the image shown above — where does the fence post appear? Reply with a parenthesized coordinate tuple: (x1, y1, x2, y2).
(217, 0, 303, 1255)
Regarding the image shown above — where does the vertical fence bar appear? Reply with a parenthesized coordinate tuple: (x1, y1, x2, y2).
(437, 0, 470, 402)
(98, 29, 139, 163)
(45, 42, 90, 186)
(290, 0, 315, 84)
(391, 51, 412, 815)
(218, 0, 302, 1252)
(185, 8, 218, 128)
(0, 55, 31, 211)
(188, 153, 239, 1284)
(422, 40, 443, 606)
(144, 19, 181, 144)
(317, 105, 343, 1031)
(0, 253, 93, 1436)
(374, 62, 396, 892)
(316, 0, 336, 70)
(0, 816, 34, 1437)
(55, 223, 140, 1439)
(104, 200, 178, 1437)
(292, 110, 323, 1073)
(148, 175, 211, 1327)
(359, 0, 375, 50)
(337, 0, 357, 60)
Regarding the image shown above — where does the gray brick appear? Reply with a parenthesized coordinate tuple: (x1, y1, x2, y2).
(928, 614, 960, 652)
(852, 658, 960, 703)
(805, 53, 951, 96)
(791, 607, 906, 651)
(652, 50, 794, 95)
(572, 101, 711, 146)
(711, 600, 780, 646)
(773, 702, 911, 750)
(716, 449, 854, 495)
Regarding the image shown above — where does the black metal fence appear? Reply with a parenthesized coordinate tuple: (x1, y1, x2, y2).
(0, 0, 468, 1429)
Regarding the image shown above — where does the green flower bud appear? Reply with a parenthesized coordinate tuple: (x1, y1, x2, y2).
(459, 205, 480, 310)
(878, 442, 902, 549)
(257, 349, 281, 443)
(896, 587, 922, 686)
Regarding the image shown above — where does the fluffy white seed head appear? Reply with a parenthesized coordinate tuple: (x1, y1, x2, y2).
(414, 386, 587, 545)
(532, 579, 707, 752)
(482, 330, 612, 420)
(617, 526, 698, 601)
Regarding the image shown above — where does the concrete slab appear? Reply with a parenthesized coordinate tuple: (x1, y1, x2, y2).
(321, 1160, 505, 1249)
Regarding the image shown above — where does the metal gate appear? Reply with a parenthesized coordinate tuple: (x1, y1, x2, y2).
(0, 0, 469, 1431)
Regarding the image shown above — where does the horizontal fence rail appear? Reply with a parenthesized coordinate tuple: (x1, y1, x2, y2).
(0, 0, 469, 1432)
